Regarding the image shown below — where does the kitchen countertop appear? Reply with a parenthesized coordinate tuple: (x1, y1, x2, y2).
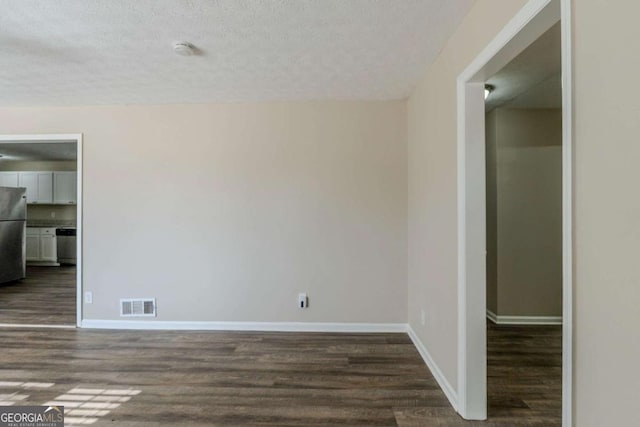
(27, 220, 76, 228)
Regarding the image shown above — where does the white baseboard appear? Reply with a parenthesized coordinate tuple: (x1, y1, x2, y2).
(26, 261, 60, 267)
(80, 320, 409, 333)
(486, 310, 562, 325)
(486, 309, 499, 324)
(406, 325, 459, 412)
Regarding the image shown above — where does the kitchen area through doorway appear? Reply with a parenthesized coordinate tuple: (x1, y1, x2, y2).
(0, 140, 78, 326)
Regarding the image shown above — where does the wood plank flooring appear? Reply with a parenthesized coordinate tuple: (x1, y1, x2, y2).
(0, 323, 561, 426)
(486, 321, 562, 425)
(0, 266, 76, 325)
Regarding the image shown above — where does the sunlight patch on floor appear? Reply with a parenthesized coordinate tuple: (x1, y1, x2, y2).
(0, 381, 54, 405)
(44, 387, 142, 426)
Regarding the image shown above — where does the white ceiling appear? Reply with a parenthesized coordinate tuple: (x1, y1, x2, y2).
(0, 0, 474, 106)
(0, 143, 77, 161)
(486, 22, 561, 110)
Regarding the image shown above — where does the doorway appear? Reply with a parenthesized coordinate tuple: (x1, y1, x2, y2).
(484, 21, 563, 424)
(0, 134, 83, 328)
(456, 0, 572, 425)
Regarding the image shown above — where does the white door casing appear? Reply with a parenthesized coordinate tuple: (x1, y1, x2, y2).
(455, 0, 572, 425)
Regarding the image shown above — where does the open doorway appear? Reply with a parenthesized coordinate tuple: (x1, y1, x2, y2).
(484, 22, 562, 424)
(0, 135, 82, 328)
(456, 0, 572, 425)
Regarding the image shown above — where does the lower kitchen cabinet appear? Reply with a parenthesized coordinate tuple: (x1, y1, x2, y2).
(26, 227, 58, 263)
(25, 232, 40, 260)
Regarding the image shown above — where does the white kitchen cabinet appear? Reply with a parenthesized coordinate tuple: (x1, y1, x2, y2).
(19, 173, 37, 202)
(25, 229, 40, 261)
(40, 234, 57, 262)
(26, 227, 58, 264)
(0, 172, 19, 187)
(18, 172, 53, 204)
(53, 172, 77, 204)
(4, 171, 76, 204)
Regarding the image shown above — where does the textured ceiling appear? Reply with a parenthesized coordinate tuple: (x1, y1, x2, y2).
(0, 143, 77, 161)
(486, 22, 561, 110)
(0, 0, 474, 106)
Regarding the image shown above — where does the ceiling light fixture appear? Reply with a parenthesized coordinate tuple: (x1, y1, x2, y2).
(173, 42, 196, 56)
(484, 84, 495, 100)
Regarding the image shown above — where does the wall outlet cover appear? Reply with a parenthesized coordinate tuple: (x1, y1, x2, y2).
(298, 293, 308, 309)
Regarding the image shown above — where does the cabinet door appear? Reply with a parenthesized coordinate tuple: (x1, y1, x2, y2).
(53, 172, 77, 204)
(40, 234, 57, 262)
(18, 172, 38, 203)
(0, 172, 19, 187)
(18, 172, 53, 204)
(36, 172, 53, 203)
(25, 234, 40, 261)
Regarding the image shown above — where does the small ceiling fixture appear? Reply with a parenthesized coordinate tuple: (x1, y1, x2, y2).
(173, 41, 196, 56)
(484, 84, 495, 100)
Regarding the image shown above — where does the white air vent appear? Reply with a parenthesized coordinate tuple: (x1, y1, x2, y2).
(120, 298, 156, 317)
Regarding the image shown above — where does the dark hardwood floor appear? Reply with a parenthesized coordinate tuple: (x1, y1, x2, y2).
(0, 323, 561, 426)
(0, 265, 76, 325)
(486, 321, 562, 426)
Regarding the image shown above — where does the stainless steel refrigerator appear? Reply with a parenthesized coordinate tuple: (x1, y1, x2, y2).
(0, 187, 27, 284)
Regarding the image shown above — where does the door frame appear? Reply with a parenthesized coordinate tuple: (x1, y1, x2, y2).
(0, 133, 83, 327)
(456, 0, 572, 424)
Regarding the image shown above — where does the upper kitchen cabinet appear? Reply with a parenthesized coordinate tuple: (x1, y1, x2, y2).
(53, 172, 77, 205)
(19, 172, 53, 204)
(0, 172, 19, 187)
(2, 171, 76, 204)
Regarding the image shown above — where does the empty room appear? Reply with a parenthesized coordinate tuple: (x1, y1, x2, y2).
(0, 1, 638, 426)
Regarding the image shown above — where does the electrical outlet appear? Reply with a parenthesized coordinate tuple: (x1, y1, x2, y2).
(421, 309, 426, 326)
(298, 293, 308, 309)
(84, 292, 93, 304)
(50, 211, 56, 218)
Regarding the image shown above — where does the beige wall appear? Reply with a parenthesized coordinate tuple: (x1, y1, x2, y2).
(486, 108, 562, 317)
(491, 108, 562, 148)
(573, 0, 640, 425)
(408, 0, 529, 391)
(0, 101, 408, 323)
